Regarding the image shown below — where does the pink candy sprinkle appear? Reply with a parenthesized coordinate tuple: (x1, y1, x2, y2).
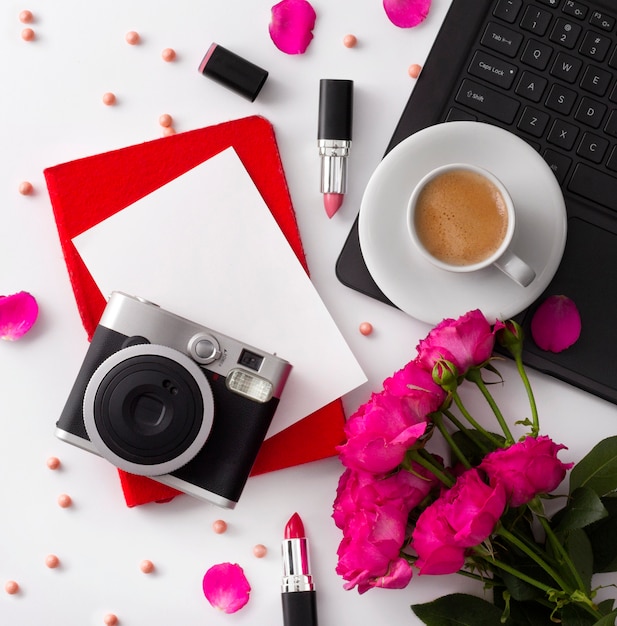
(47, 456, 61, 470)
(57, 494, 72, 508)
(158, 113, 173, 127)
(19, 10, 33, 24)
(21, 27, 35, 41)
(343, 34, 357, 48)
(45, 554, 60, 569)
(102, 92, 116, 106)
(103, 614, 118, 626)
(269, 0, 316, 55)
(161, 48, 176, 62)
(212, 519, 228, 534)
(140, 560, 155, 574)
(359, 322, 373, 336)
(5, 581, 19, 595)
(408, 63, 422, 78)
(253, 544, 267, 558)
(18, 181, 33, 195)
(125, 31, 140, 45)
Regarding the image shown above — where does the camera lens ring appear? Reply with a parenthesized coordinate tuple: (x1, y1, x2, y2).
(83, 344, 214, 476)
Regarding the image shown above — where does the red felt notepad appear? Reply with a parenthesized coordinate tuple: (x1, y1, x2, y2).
(45, 115, 346, 506)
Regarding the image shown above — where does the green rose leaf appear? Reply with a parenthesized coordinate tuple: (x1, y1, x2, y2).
(412, 593, 509, 625)
(586, 494, 617, 572)
(565, 528, 593, 594)
(569, 436, 617, 497)
(555, 486, 608, 532)
(591, 609, 617, 625)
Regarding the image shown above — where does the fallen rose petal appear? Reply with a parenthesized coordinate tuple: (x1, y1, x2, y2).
(531, 295, 581, 353)
(269, 0, 316, 54)
(202, 563, 251, 614)
(383, 0, 431, 28)
(0, 291, 38, 341)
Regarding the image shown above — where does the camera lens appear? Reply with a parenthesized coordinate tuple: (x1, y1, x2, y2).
(83, 344, 214, 476)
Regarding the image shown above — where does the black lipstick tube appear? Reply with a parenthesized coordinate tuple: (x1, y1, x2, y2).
(281, 535, 318, 626)
(317, 79, 354, 195)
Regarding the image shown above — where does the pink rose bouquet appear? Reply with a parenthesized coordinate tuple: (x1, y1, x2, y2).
(333, 310, 617, 626)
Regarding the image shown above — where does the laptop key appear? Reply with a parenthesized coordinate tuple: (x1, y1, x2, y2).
(481, 22, 524, 57)
(569, 163, 617, 210)
(589, 10, 616, 32)
(550, 51, 583, 82)
(469, 51, 518, 89)
(520, 6, 552, 36)
(543, 149, 573, 184)
(455, 79, 520, 123)
(517, 106, 550, 137)
(562, 0, 589, 20)
(550, 18, 583, 49)
(577, 132, 609, 163)
(493, 0, 522, 23)
(547, 119, 579, 150)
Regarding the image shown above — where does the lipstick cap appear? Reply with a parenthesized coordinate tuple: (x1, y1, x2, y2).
(318, 79, 353, 140)
(198, 43, 268, 102)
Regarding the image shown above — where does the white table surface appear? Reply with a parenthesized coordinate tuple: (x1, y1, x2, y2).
(2, 1, 617, 624)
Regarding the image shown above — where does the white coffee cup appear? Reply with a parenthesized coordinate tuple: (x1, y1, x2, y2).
(407, 163, 535, 287)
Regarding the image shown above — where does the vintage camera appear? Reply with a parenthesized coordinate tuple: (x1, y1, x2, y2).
(56, 292, 291, 509)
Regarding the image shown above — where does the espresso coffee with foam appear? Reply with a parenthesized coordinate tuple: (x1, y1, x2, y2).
(413, 169, 509, 267)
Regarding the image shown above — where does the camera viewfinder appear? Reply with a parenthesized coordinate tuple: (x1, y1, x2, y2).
(238, 349, 264, 371)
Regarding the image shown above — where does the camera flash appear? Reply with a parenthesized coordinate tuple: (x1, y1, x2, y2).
(226, 369, 273, 403)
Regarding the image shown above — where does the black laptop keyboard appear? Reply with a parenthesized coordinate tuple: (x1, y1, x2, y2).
(445, 0, 617, 211)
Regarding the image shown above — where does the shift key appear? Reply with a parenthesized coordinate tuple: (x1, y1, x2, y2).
(455, 79, 520, 123)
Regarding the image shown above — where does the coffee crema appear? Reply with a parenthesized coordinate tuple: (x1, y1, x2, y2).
(413, 169, 509, 267)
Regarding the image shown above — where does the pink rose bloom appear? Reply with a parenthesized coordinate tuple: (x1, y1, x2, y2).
(336, 505, 413, 593)
(412, 468, 506, 575)
(337, 391, 430, 474)
(333, 465, 438, 593)
(416, 309, 504, 376)
(383, 359, 446, 412)
(480, 435, 573, 507)
(333, 465, 438, 531)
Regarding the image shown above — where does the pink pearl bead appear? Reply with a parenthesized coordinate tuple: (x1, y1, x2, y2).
(158, 113, 173, 128)
(125, 31, 140, 45)
(162, 126, 176, 136)
(57, 493, 72, 508)
(21, 28, 35, 42)
(343, 34, 357, 48)
(19, 10, 33, 24)
(18, 181, 33, 195)
(46, 456, 61, 469)
(253, 544, 267, 558)
(359, 322, 373, 336)
(140, 560, 154, 574)
(5, 580, 19, 595)
(408, 64, 422, 79)
(212, 519, 227, 534)
(45, 554, 60, 569)
(161, 48, 176, 62)
(102, 92, 116, 106)
(103, 614, 118, 626)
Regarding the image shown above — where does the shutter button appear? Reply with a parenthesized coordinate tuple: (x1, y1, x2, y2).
(188, 333, 221, 364)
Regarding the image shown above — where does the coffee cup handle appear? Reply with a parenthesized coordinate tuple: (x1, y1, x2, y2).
(493, 250, 535, 287)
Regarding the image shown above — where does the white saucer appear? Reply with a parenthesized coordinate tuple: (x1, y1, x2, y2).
(358, 122, 567, 324)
